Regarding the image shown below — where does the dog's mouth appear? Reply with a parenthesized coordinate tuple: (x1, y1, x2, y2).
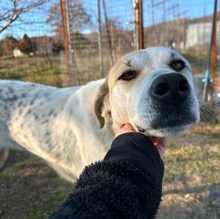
(137, 126, 146, 133)
(136, 122, 191, 138)
(136, 126, 166, 149)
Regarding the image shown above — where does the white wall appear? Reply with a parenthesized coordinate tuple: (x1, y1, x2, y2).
(186, 21, 220, 48)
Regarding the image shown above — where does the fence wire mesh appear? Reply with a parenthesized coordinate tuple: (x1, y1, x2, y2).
(0, 0, 219, 89)
(0, 1, 220, 218)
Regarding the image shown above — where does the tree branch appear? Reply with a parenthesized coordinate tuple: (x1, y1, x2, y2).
(0, 0, 50, 33)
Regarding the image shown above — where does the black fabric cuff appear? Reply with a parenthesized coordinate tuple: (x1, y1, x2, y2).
(104, 132, 164, 187)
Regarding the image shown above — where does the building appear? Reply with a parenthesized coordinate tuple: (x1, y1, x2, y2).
(186, 21, 220, 48)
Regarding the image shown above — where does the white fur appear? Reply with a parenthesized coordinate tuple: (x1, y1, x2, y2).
(0, 47, 200, 182)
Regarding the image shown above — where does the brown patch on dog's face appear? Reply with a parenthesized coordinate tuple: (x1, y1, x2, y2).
(94, 80, 110, 128)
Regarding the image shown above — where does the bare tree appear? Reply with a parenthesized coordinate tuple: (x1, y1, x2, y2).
(18, 34, 36, 55)
(47, 1, 91, 40)
(102, 0, 115, 65)
(1, 35, 18, 55)
(0, 0, 50, 33)
(100, 18, 133, 58)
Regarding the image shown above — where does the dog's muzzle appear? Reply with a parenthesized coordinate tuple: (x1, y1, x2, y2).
(151, 73, 190, 104)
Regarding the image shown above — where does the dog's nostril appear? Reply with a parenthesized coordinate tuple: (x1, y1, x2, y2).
(178, 79, 189, 92)
(154, 82, 169, 95)
(151, 73, 191, 104)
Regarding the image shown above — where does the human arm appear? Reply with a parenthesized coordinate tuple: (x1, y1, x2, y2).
(50, 125, 165, 219)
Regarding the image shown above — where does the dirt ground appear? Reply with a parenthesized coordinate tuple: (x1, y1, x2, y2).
(0, 151, 72, 219)
(0, 123, 220, 219)
(157, 124, 220, 219)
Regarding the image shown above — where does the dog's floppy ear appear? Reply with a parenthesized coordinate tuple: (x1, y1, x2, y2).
(95, 80, 111, 128)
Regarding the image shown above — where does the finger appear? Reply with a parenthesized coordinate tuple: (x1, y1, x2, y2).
(150, 137, 167, 160)
(121, 123, 135, 131)
(115, 123, 134, 137)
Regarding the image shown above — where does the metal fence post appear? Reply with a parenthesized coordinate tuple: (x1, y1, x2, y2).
(202, 0, 218, 102)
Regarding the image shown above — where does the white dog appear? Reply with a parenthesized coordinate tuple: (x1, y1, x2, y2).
(0, 47, 200, 182)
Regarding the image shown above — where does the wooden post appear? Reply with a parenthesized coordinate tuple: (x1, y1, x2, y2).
(102, 0, 115, 65)
(151, 0, 155, 45)
(60, 0, 74, 86)
(138, 0, 144, 49)
(133, 0, 144, 50)
(133, 0, 138, 50)
(97, 0, 104, 77)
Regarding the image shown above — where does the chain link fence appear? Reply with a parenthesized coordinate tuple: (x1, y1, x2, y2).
(0, 1, 220, 218)
(64, 0, 135, 85)
(0, 0, 219, 90)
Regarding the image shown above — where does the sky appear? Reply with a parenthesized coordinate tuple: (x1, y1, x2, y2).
(0, 0, 219, 40)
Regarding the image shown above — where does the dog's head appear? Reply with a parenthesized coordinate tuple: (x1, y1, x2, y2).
(95, 46, 200, 137)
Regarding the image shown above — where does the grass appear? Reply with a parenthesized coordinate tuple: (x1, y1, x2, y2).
(0, 55, 66, 87)
(1, 49, 219, 86)
(0, 53, 220, 218)
(0, 123, 219, 219)
(28, 178, 72, 219)
(0, 150, 72, 219)
(183, 47, 220, 77)
(0, 54, 104, 87)
(156, 123, 220, 219)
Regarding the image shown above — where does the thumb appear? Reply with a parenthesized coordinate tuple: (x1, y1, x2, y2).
(121, 123, 134, 131)
(115, 123, 135, 138)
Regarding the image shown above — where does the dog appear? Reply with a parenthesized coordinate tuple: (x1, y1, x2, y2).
(0, 47, 200, 182)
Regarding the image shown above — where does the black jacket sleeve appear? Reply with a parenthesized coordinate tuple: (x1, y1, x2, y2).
(50, 133, 164, 219)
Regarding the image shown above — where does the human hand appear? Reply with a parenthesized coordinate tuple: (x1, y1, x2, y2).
(115, 123, 166, 160)
(115, 123, 135, 138)
(150, 137, 166, 160)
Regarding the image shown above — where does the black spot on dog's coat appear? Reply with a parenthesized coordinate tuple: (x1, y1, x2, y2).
(8, 87, 14, 93)
(30, 94, 39, 105)
(48, 109, 54, 117)
(21, 93, 27, 98)
(18, 101, 23, 107)
(27, 109, 32, 114)
(42, 119, 49, 124)
(126, 60, 133, 68)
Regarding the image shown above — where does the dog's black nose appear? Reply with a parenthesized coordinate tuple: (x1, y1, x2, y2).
(151, 73, 190, 104)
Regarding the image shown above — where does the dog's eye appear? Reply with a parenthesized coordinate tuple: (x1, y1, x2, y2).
(118, 70, 137, 81)
(170, 60, 185, 71)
